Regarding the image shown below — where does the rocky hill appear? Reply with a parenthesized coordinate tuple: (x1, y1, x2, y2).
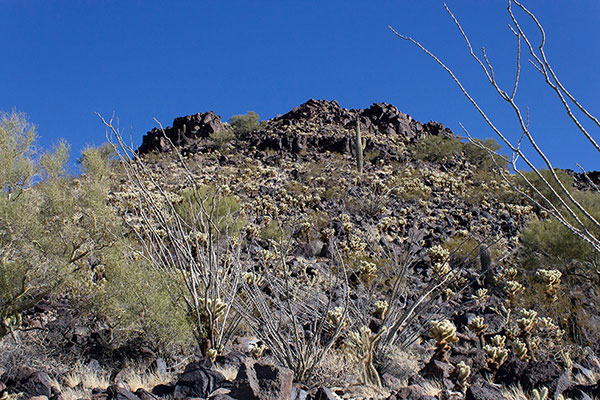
(2, 99, 600, 400)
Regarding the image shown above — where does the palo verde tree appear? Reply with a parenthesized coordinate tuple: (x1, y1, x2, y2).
(0, 110, 120, 340)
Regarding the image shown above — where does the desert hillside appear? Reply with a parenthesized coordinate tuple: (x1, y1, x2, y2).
(2, 100, 600, 400)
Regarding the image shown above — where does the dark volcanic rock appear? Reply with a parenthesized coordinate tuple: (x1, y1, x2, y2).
(465, 381, 506, 400)
(138, 111, 225, 154)
(15, 371, 52, 399)
(106, 385, 141, 400)
(230, 359, 293, 400)
(173, 362, 228, 399)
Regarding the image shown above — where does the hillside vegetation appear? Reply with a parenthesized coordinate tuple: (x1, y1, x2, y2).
(1, 101, 600, 400)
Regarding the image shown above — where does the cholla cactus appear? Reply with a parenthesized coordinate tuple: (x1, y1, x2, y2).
(537, 317, 564, 341)
(468, 316, 489, 346)
(429, 319, 459, 362)
(199, 297, 227, 321)
(505, 280, 525, 304)
(517, 309, 537, 335)
(490, 335, 506, 348)
(358, 260, 377, 285)
(483, 344, 509, 376)
(428, 245, 450, 278)
(326, 307, 349, 331)
(432, 261, 451, 277)
(512, 338, 531, 362)
(349, 326, 386, 387)
(535, 269, 562, 300)
(471, 288, 489, 303)
(502, 267, 519, 281)
(374, 300, 389, 319)
(243, 271, 264, 286)
(249, 342, 267, 359)
(206, 348, 219, 362)
(455, 361, 471, 392)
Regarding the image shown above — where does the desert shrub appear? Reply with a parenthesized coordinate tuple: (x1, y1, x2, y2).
(413, 134, 507, 171)
(89, 239, 193, 355)
(0, 111, 120, 340)
(463, 137, 508, 170)
(413, 134, 464, 164)
(228, 111, 259, 135)
(175, 184, 244, 236)
(209, 128, 235, 150)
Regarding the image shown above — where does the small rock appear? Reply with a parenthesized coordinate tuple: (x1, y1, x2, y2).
(313, 386, 339, 400)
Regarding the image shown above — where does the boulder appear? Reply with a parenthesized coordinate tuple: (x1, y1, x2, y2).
(465, 382, 506, 400)
(173, 362, 228, 399)
(229, 359, 294, 400)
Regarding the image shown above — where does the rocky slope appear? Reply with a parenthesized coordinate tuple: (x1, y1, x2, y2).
(3, 99, 600, 400)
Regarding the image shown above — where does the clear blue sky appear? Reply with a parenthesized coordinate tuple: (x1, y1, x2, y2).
(2, 1, 599, 170)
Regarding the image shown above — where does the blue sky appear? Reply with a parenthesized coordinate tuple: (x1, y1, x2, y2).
(1, 1, 599, 171)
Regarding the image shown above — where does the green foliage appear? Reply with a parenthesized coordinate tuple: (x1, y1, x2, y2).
(175, 185, 244, 236)
(228, 111, 260, 135)
(413, 134, 507, 170)
(463, 138, 508, 170)
(0, 110, 120, 340)
(519, 169, 600, 266)
(89, 240, 193, 354)
(413, 134, 464, 164)
(0, 110, 37, 195)
(209, 128, 235, 150)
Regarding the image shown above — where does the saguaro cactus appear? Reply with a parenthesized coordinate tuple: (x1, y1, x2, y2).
(353, 119, 366, 173)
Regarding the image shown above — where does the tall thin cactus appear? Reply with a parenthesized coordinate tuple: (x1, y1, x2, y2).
(353, 119, 366, 173)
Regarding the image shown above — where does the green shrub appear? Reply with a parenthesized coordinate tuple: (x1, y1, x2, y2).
(175, 185, 244, 236)
(413, 134, 507, 170)
(229, 111, 260, 135)
(209, 127, 236, 150)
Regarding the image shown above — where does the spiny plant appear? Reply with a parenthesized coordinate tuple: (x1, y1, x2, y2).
(468, 316, 489, 347)
(454, 361, 471, 393)
(349, 326, 387, 388)
(352, 119, 366, 173)
(429, 319, 459, 362)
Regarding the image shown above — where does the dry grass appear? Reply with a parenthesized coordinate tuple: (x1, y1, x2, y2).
(420, 379, 444, 397)
(213, 364, 239, 381)
(501, 385, 529, 400)
(57, 362, 173, 400)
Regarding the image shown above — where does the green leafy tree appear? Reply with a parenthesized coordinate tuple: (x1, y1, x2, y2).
(0, 110, 119, 340)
